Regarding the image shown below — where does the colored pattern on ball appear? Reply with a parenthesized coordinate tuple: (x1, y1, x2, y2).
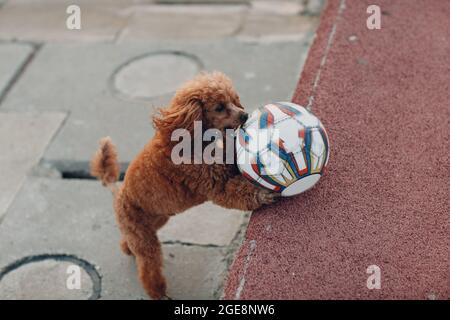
(236, 102, 330, 196)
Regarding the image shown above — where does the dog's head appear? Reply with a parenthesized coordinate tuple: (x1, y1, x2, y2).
(153, 71, 248, 135)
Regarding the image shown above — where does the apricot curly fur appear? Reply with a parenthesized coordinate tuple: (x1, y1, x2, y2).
(90, 71, 277, 300)
(90, 136, 120, 188)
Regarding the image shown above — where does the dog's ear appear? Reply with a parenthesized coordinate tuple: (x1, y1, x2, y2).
(153, 97, 203, 135)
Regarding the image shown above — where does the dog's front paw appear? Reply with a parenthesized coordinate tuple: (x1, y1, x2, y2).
(256, 188, 280, 206)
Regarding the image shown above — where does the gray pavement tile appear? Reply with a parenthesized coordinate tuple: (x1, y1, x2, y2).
(1, 39, 314, 171)
(117, 5, 246, 42)
(0, 43, 33, 96)
(0, 112, 66, 220)
(156, 0, 249, 3)
(0, 0, 132, 43)
(238, 14, 319, 42)
(159, 202, 248, 246)
(0, 178, 237, 299)
(164, 245, 227, 300)
(250, 0, 304, 15)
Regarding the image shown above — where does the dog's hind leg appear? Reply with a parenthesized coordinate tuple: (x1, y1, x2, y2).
(132, 231, 167, 300)
(118, 205, 169, 299)
(114, 190, 170, 299)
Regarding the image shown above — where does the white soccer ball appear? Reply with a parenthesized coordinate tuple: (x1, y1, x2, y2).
(236, 102, 330, 197)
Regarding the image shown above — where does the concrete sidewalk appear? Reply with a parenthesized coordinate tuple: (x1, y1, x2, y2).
(225, 0, 450, 299)
(0, 0, 323, 299)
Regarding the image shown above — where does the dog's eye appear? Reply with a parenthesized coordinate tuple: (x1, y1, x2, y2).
(215, 103, 226, 112)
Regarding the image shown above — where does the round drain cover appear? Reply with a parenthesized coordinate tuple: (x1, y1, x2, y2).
(113, 52, 201, 99)
(0, 255, 100, 300)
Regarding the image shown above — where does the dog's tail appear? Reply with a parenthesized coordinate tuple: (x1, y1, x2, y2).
(90, 136, 120, 196)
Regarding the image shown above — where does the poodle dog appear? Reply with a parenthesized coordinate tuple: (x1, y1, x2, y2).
(90, 71, 277, 299)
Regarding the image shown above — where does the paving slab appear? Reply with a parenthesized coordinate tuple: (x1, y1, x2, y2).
(0, 112, 66, 220)
(156, 0, 249, 3)
(1, 40, 314, 172)
(160, 202, 248, 246)
(164, 245, 228, 299)
(225, 0, 450, 299)
(117, 5, 246, 42)
(0, 43, 33, 96)
(250, 0, 303, 15)
(0, 0, 133, 42)
(238, 14, 318, 42)
(0, 178, 242, 299)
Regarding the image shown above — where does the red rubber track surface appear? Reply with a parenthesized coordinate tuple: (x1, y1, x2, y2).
(224, 0, 450, 299)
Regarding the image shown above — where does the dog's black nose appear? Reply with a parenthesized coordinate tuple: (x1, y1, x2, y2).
(240, 112, 249, 123)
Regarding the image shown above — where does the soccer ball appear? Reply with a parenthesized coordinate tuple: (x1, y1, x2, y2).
(235, 102, 330, 197)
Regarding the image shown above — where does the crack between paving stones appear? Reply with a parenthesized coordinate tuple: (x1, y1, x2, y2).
(162, 240, 224, 248)
(0, 101, 68, 225)
(163, 212, 251, 300)
(228, 4, 250, 37)
(113, 8, 135, 44)
(0, 41, 42, 106)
